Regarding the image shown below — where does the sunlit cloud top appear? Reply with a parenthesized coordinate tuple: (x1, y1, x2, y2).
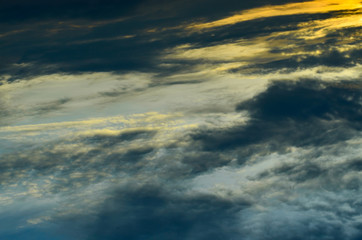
(187, 0, 362, 30)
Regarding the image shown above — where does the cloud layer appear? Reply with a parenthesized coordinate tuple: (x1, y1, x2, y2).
(0, 0, 361, 239)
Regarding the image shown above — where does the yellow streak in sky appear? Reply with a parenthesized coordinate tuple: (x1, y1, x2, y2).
(166, 6, 361, 65)
(0, 112, 183, 133)
(187, 0, 362, 30)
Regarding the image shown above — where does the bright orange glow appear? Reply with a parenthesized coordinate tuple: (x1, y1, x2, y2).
(187, 0, 362, 30)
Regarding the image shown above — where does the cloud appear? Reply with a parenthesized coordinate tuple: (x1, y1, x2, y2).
(1, 79, 362, 240)
(59, 183, 249, 240)
(237, 80, 362, 122)
(0, 100, 10, 126)
(0, 0, 360, 81)
(0, 0, 315, 23)
(185, 0, 362, 31)
(0, 111, 197, 193)
(33, 97, 71, 115)
(83, 129, 156, 148)
(0, 0, 146, 22)
(0, 0, 361, 239)
(162, 10, 361, 79)
(192, 80, 362, 154)
(188, 137, 362, 239)
(0, 72, 154, 126)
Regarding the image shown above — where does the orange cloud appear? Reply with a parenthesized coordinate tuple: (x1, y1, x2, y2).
(187, 0, 362, 30)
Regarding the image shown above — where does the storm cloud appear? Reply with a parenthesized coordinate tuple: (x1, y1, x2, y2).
(193, 80, 362, 153)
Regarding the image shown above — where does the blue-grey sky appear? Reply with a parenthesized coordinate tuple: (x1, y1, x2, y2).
(0, 0, 362, 239)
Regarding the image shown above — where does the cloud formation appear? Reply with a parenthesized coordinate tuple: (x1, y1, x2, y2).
(186, 0, 362, 30)
(0, 0, 361, 239)
(1, 79, 362, 239)
(193, 80, 362, 152)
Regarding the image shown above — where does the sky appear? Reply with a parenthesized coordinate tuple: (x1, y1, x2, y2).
(0, 0, 362, 239)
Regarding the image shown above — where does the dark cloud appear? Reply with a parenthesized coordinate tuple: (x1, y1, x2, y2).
(192, 80, 362, 155)
(251, 48, 358, 71)
(56, 158, 362, 240)
(0, 0, 307, 22)
(0, 0, 333, 80)
(237, 80, 362, 122)
(0, 0, 145, 22)
(180, 151, 231, 175)
(61, 183, 248, 240)
(192, 12, 335, 43)
(242, 25, 362, 73)
(84, 130, 156, 148)
(33, 98, 71, 115)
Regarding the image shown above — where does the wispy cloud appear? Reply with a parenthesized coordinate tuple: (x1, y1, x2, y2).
(186, 0, 362, 30)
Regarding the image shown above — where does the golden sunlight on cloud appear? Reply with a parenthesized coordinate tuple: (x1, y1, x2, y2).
(187, 0, 362, 30)
(165, 8, 361, 71)
(164, 42, 271, 62)
(263, 64, 362, 81)
(0, 112, 183, 134)
(293, 11, 362, 39)
(162, 37, 294, 66)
